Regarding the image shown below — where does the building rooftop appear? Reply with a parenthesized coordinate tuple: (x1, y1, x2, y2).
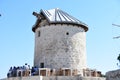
(32, 8, 88, 32)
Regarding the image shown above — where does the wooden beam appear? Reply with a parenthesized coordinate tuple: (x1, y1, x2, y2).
(112, 24, 120, 27)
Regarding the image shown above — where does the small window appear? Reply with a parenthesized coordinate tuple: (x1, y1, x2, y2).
(38, 31, 40, 37)
(66, 32, 69, 35)
(40, 63, 44, 68)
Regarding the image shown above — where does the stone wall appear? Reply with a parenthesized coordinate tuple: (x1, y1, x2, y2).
(34, 24, 87, 76)
(106, 69, 120, 80)
(0, 76, 106, 80)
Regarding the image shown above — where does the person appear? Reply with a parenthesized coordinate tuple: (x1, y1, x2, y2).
(12, 66, 17, 77)
(31, 67, 35, 76)
(25, 63, 29, 69)
(28, 65, 30, 69)
(17, 66, 23, 77)
(31, 66, 38, 76)
(21, 65, 25, 76)
(7, 67, 12, 78)
(24, 63, 30, 76)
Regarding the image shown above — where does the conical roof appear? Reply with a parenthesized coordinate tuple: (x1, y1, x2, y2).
(32, 8, 88, 32)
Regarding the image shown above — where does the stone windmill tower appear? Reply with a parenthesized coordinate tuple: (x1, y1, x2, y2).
(32, 8, 88, 75)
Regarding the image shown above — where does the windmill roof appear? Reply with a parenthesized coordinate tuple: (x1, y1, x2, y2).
(32, 8, 88, 32)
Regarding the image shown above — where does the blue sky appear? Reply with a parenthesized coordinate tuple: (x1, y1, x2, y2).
(0, 0, 120, 78)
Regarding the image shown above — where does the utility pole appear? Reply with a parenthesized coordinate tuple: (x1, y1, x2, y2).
(112, 24, 120, 39)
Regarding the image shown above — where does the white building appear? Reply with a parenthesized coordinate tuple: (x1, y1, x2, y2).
(32, 8, 88, 76)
